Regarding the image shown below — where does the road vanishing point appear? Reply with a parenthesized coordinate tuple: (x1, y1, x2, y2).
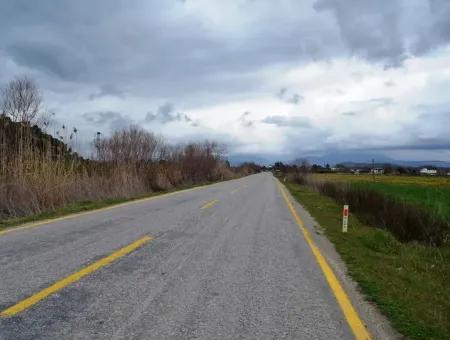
(0, 173, 373, 339)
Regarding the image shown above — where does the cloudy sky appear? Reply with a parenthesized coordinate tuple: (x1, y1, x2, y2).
(1, 0, 450, 162)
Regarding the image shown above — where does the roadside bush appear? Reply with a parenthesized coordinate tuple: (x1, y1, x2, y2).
(290, 172, 308, 185)
(0, 123, 256, 222)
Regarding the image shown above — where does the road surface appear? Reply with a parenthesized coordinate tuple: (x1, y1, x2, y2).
(0, 173, 371, 339)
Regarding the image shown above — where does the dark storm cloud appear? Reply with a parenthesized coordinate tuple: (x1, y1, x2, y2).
(262, 115, 311, 128)
(413, 0, 450, 55)
(314, 0, 404, 65)
(0, 0, 311, 102)
(1, 0, 449, 99)
(145, 103, 195, 125)
(5, 41, 86, 80)
(314, 0, 450, 65)
(82, 111, 133, 131)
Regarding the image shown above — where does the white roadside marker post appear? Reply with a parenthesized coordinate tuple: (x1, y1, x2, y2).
(342, 205, 349, 233)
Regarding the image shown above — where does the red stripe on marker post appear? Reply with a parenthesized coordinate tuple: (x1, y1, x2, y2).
(342, 205, 349, 232)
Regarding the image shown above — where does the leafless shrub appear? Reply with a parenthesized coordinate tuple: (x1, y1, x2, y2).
(94, 125, 163, 163)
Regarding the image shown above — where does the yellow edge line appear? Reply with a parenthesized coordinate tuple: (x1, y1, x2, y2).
(0, 184, 212, 237)
(0, 235, 153, 317)
(277, 183, 371, 340)
(200, 199, 219, 210)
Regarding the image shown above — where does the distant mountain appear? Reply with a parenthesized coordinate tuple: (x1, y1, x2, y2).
(391, 160, 450, 168)
(227, 150, 450, 168)
(299, 151, 450, 168)
(300, 152, 392, 167)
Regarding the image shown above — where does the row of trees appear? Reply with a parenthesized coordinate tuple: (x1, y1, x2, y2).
(273, 160, 448, 176)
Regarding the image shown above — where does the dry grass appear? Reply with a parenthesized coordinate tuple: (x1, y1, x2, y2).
(0, 157, 148, 219)
(0, 122, 246, 222)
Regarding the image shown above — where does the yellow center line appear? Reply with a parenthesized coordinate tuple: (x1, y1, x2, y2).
(277, 183, 371, 340)
(231, 189, 239, 194)
(200, 199, 219, 210)
(0, 235, 153, 317)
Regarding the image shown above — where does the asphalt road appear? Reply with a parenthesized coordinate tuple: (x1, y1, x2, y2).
(0, 172, 370, 339)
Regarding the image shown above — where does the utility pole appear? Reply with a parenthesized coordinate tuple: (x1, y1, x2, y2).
(372, 158, 375, 182)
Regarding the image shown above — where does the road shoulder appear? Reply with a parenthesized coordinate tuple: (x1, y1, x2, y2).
(280, 181, 400, 340)
(0, 180, 236, 237)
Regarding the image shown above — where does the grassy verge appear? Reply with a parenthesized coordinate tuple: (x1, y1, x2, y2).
(285, 181, 450, 340)
(0, 181, 216, 233)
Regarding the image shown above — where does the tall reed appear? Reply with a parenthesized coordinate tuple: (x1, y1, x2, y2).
(0, 120, 250, 221)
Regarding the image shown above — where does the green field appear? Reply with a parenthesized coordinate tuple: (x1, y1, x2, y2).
(311, 173, 450, 188)
(310, 174, 450, 221)
(285, 181, 450, 339)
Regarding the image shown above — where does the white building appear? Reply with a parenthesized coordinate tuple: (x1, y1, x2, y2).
(420, 168, 437, 175)
(370, 168, 384, 174)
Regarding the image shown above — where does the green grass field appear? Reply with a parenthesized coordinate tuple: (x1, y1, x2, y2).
(311, 173, 450, 188)
(285, 181, 450, 339)
(310, 174, 450, 221)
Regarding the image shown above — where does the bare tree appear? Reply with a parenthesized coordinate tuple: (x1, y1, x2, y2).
(94, 125, 163, 163)
(1, 76, 42, 123)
